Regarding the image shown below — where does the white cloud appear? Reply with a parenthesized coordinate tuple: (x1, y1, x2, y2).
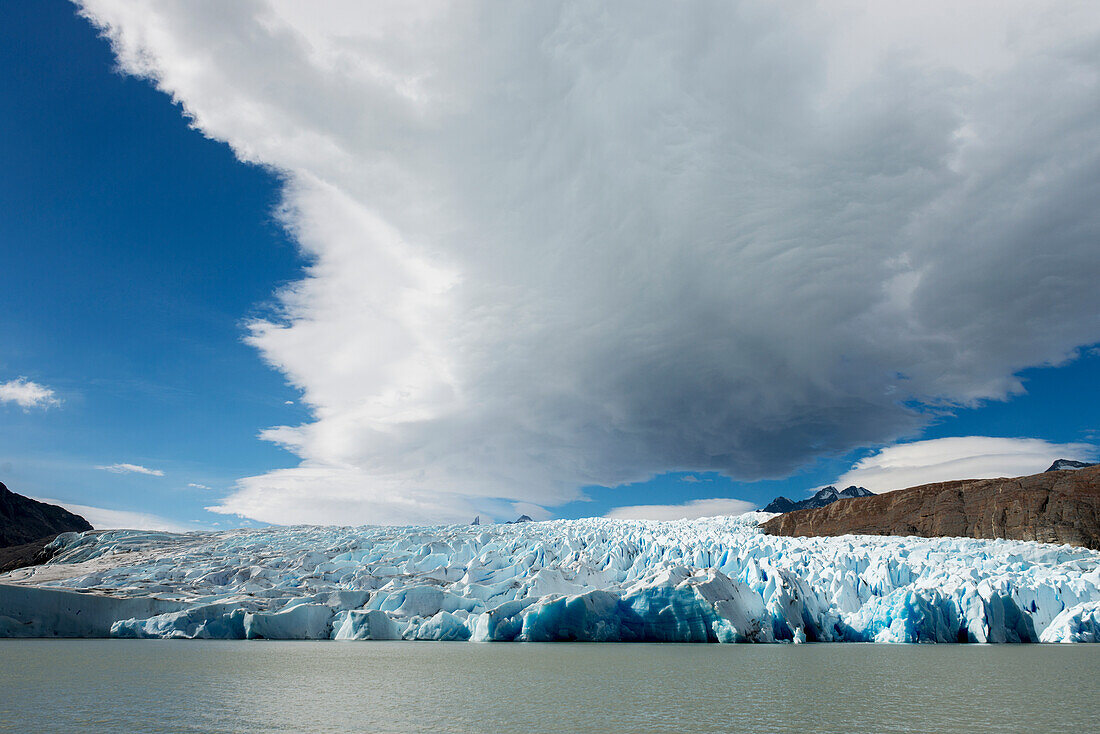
(31, 496, 197, 533)
(187, 482, 211, 490)
(605, 498, 756, 521)
(0, 378, 60, 410)
(97, 463, 165, 477)
(78, 1, 1100, 524)
(204, 464, 492, 526)
(833, 437, 1099, 493)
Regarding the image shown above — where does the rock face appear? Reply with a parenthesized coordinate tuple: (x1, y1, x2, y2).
(0, 540, 63, 575)
(0, 482, 92, 572)
(761, 485, 873, 514)
(0, 482, 92, 548)
(761, 466, 1100, 549)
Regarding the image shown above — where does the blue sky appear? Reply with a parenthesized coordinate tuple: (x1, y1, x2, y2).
(0, 1, 305, 528)
(2, 2, 1099, 529)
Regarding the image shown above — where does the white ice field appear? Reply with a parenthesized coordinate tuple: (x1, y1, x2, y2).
(2, 514, 1098, 643)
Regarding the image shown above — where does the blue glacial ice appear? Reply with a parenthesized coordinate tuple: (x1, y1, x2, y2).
(1, 514, 1098, 642)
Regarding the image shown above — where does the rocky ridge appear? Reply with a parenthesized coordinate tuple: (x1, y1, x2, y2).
(761, 465, 1100, 549)
(0, 482, 93, 572)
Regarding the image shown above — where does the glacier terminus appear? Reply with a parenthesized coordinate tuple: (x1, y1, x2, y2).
(1, 514, 1098, 643)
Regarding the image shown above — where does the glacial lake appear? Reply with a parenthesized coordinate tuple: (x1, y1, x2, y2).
(1, 641, 1097, 733)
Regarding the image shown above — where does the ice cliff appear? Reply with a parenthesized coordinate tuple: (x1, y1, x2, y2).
(1, 514, 1098, 643)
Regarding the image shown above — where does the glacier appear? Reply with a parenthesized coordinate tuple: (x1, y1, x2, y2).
(1, 514, 1098, 643)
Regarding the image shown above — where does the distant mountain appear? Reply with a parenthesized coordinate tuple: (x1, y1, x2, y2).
(1046, 459, 1097, 472)
(0, 481, 93, 573)
(762, 485, 874, 514)
(471, 514, 532, 525)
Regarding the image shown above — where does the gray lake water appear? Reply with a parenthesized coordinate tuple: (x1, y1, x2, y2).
(1, 641, 1098, 733)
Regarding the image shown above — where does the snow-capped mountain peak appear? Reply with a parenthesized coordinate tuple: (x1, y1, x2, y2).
(761, 485, 874, 514)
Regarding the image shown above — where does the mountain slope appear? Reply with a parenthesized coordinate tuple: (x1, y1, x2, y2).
(0, 481, 92, 548)
(761, 465, 1100, 549)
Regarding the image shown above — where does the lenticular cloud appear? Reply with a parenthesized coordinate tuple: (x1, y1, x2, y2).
(78, 1, 1100, 524)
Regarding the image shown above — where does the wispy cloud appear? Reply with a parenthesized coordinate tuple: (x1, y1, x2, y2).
(97, 463, 165, 477)
(0, 378, 60, 410)
(605, 498, 755, 521)
(32, 496, 197, 532)
(187, 482, 211, 489)
(833, 437, 1099, 493)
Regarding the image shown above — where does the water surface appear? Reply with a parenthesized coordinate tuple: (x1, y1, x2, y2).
(1, 641, 1097, 733)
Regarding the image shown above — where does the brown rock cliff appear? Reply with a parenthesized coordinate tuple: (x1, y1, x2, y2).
(761, 465, 1100, 549)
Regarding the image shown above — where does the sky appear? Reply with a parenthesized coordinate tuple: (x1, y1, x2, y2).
(1, 0, 1099, 529)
